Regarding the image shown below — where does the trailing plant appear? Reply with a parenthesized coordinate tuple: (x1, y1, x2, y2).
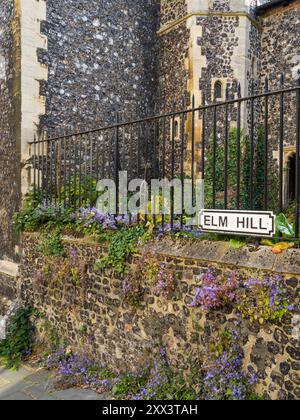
(122, 273, 146, 308)
(200, 330, 259, 400)
(13, 202, 75, 233)
(191, 268, 239, 310)
(237, 274, 294, 324)
(0, 307, 36, 369)
(34, 248, 87, 288)
(44, 340, 262, 400)
(38, 229, 66, 257)
(46, 347, 116, 390)
(95, 225, 149, 274)
(122, 253, 177, 307)
(113, 373, 149, 398)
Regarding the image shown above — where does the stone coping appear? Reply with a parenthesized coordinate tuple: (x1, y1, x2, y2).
(23, 232, 300, 276)
(158, 11, 261, 36)
(0, 260, 19, 278)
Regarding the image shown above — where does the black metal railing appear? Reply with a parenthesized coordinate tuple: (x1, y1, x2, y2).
(29, 76, 300, 239)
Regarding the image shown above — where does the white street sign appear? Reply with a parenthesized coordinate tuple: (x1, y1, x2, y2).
(199, 210, 276, 237)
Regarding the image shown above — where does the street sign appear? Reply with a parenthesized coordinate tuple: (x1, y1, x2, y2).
(199, 210, 276, 237)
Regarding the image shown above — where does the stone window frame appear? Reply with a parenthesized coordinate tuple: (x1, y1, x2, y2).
(211, 78, 227, 102)
(170, 117, 181, 140)
(283, 146, 297, 207)
(274, 146, 297, 208)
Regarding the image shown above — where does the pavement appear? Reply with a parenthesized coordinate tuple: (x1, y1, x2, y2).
(0, 363, 110, 400)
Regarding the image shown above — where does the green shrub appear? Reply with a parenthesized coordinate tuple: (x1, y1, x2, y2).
(0, 307, 36, 370)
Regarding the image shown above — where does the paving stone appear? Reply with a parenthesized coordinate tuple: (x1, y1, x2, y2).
(0, 364, 110, 400)
(1, 392, 33, 401)
(50, 388, 105, 400)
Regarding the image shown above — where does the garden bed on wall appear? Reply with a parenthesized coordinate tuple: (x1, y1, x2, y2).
(19, 232, 300, 400)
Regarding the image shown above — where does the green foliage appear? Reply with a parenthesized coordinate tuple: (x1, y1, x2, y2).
(112, 374, 148, 398)
(205, 128, 242, 209)
(0, 307, 36, 370)
(95, 225, 148, 273)
(60, 176, 98, 208)
(276, 213, 295, 238)
(34, 250, 87, 288)
(204, 127, 279, 212)
(143, 367, 196, 401)
(38, 230, 65, 257)
(237, 275, 293, 325)
(229, 239, 247, 249)
(13, 202, 75, 233)
(121, 253, 177, 308)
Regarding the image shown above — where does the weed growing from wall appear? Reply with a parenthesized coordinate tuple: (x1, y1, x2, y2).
(0, 307, 37, 369)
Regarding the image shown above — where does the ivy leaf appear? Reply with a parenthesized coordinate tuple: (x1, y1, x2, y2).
(261, 239, 275, 247)
(229, 239, 246, 249)
(275, 214, 295, 237)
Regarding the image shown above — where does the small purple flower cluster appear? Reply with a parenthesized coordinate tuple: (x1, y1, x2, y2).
(133, 361, 169, 400)
(153, 266, 176, 299)
(202, 339, 258, 400)
(191, 268, 239, 311)
(244, 275, 294, 311)
(78, 207, 117, 229)
(78, 206, 139, 230)
(46, 347, 114, 390)
(239, 274, 294, 323)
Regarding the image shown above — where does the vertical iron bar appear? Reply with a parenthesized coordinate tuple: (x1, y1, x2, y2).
(212, 105, 217, 208)
(129, 124, 133, 224)
(68, 134, 72, 209)
(102, 133, 105, 179)
(54, 135, 57, 209)
(114, 112, 119, 216)
(73, 133, 78, 210)
(180, 98, 185, 229)
(78, 134, 83, 208)
(37, 137, 41, 203)
(33, 135, 37, 201)
(162, 115, 166, 232)
(295, 75, 300, 238)
(63, 133, 67, 208)
(153, 120, 159, 228)
(201, 93, 206, 181)
(57, 135, 62, 208)
(129, 124, 133, 180)
(224, 86, 229, 209)
(45, 133, 49, 206)
(191, 95, 195, 205)
(144, 122, 149, 227)
(250, 84, 255, 209)
(49, 137, 53, 207)
(96, 132, 100, 182)
(41, 134, 45, 204)
(89, 133, 94, 207)
(279, 74, 284, 213)
(137, 125, 141, 179)
(171, 104, 176, 229)
(137, 125, 141, 223)
(264, 77, 269, 210)
(84, 134, 88, 206)
(236, 84, 242, 210)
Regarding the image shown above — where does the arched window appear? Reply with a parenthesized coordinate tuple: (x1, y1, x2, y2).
(174, 120, 179, 138)
(287, 153, 296, 205)
(214, 81, 222, 100)
(251, 57, 258, 78)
